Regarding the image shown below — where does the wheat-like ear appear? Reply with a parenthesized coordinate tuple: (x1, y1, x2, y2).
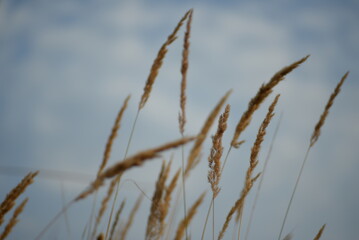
(75, 136, 195, 201)
(313, 224, 326, 240)
(98, 95, 130, 176)
(231, 56, 309, 148)
(179, 9, 193, 135)
(185, 90, 232, 176)
(0, 198, 28, 240)
(174, 192, 206, 240)
(0, 171, 38, 226)
(310, 72, 348, 147)
(139, 9, 192, 110)
(208, 104, 230, 199)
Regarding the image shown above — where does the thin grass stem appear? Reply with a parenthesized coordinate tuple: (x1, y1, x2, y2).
(278, 145, 311, 240)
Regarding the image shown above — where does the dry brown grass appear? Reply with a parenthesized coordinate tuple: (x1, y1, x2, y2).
(6, 9, 350, 240)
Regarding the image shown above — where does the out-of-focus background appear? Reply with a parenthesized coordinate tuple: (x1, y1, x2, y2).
(0, 0, 358, 239)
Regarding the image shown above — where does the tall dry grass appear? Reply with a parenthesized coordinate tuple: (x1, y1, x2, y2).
(0, 9, 350, 240)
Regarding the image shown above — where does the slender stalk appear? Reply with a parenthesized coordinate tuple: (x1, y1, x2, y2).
(105, 110, 140, 240)
(201, 199, 213, 240)
(278, 146, 310, 240)
(212, 197, 215, 240)
(180, 139, 189, 240)
(244, 112, 283, 240)
(34, 201, 74, 240)
(87, 192, 98, 240)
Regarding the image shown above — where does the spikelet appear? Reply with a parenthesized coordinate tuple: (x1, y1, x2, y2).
(139, 9, 192, 110)
(174, 192, 206, 240)
(208, 104, 230, 198)
(313, 224, 326, 240)
(310, 72, 348, 147)
(0, 171, 38, 226)
(0, 198, 28, 240)
(185, 90, 232, 176)
(75, 137, 195, 201)
(179, 9, 193, 134)
(98, 95, 130, 176)
(231, 56, 309, 148)
(119, 194, 143, 240)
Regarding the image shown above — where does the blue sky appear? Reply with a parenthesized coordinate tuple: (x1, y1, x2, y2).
(0, 0, 358, 239)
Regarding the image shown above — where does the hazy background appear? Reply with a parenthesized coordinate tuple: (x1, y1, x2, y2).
(0, 0, 358, 239)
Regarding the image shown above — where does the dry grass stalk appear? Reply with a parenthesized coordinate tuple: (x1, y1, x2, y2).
(208, 104, 230, 198)
(278, 73, 348, 240)
(235, 94, 279, 222)
(174, 192, 206, 240)
(119, 194, 143, 240)
(218, 95, 279, 240)
(0, 198, 28, 240)
(231, 56, 309, 148)
(185, 90, 232, 176)
(109, 199, 126, 240)
(179, 9, 193, 134)
(313, 224, 326, 240)
(146, 161, 171, 239)
(98, 95, 130, 176)
(75, 137, 195, 201)
(139, 9, 192, 110)
(310, 72, 348, 147)
(94, 174, 122, 237)
(0, 171, 38, 226)
(217, 173, 261, 240)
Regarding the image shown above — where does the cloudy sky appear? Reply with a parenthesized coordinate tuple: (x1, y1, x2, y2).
(0, 0, 358, 239)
